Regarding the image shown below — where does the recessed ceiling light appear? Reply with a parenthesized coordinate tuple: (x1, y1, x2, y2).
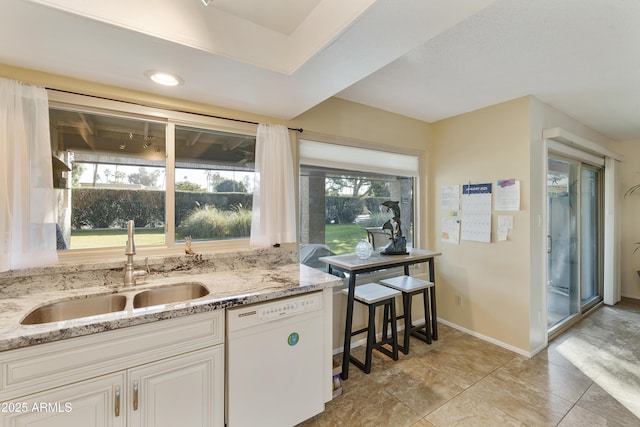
(144, 70, 184, 86)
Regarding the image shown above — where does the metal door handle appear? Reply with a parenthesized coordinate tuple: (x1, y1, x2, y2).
(114, 386, 120, 417)
(133, 380, 139, 411)
(547, 235, 552, 254)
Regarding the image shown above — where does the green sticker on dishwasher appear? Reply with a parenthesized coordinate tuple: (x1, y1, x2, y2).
(288, 332, 300, 346)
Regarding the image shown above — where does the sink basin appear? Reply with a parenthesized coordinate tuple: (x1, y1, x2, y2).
(133, 282, 209, 309)
(21, 294, 127, 325)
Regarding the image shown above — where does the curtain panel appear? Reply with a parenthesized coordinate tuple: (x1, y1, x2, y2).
(0, 78, 57, 271)
(250, 124, 296, 246)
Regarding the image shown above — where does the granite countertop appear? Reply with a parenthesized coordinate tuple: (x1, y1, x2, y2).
(0, 262, 342, 352)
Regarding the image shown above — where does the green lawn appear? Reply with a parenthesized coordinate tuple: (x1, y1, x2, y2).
(324, 224, 369, 255)
(70, 224, 369, 253)
(70, 228, 165, 249)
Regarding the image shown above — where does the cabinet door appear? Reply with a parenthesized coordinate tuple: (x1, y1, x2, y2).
(1, 372, 125, 427)
(128, 346, 223, 427)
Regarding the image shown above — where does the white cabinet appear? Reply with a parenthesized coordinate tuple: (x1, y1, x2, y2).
(0, 311, 224, 427)
(1, 373, 125, 427)
(128, 347, 223, 427)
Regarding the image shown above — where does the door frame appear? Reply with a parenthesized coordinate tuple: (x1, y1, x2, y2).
(545, 153, 604, 339)
(540, 128, 622, 343)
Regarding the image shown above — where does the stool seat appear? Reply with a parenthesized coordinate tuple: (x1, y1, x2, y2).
(379, 275, 433, 354)
(341, 283, 400, 374)
(344, 282, 401, 304)
(380, 276, 433, 292)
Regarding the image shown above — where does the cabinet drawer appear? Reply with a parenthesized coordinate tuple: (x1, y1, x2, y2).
(0, 310, 223, 399)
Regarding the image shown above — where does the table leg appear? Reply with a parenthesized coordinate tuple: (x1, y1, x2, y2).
(428, 259, 438, 340)
(341, 273, 357, 380)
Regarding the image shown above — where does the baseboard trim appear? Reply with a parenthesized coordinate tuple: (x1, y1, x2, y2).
(436, 318, 533, 358)
(332, 315, 537, 358)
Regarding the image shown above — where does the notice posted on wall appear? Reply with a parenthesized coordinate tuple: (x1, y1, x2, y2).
(497, 215, 514, 241)
(461, 183, 492, 243)
(495, 178, 520, 211)
(441, 185, 460, 210)
(441, 211, 460, 244)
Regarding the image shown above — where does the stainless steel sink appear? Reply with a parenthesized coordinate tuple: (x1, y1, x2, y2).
(133, 282, 209, 309)
(21, 294, 127, 325)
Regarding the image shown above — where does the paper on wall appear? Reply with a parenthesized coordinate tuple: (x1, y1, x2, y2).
(495, 179, 520, 211)
(441, 185, 460, 210)
(441, 211, 460, 244)
(497, 215, 514, 241)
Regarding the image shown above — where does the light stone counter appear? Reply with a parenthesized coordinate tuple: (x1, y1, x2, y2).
(0, 248, 343, 352)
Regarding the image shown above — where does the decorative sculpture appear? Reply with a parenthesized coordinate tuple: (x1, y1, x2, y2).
(380, 200, 407, 255)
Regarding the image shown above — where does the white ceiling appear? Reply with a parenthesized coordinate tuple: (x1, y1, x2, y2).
(2, 0, 639, 141)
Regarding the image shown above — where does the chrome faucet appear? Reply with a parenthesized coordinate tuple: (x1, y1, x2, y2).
(123, 220, 148, 287)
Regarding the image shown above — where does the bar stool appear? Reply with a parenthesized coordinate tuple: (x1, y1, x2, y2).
(380, 275, 434, 354)
(341, 283, 401, 374)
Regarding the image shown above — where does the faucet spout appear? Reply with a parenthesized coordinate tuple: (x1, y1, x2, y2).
(125, 220, 136, 256)
(123, 220, 147, 287)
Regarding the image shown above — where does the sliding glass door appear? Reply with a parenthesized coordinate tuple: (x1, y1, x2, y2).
(580, 167, 602, 310)
(547, 156, 602, 334)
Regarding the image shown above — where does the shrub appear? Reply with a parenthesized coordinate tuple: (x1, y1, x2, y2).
(325, 196, 391, 224)
(175, 191, 252, 227)
(357, 212, 392, 227)
(325, 196, 362, 224)
(72, 188, 252, 230)
(177, 205, 251, 240)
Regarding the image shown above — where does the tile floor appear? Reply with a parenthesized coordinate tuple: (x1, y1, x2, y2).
(299, 298, 640, 426)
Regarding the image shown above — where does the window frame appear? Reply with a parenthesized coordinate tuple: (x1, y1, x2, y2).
(49, 90, 258, 264)
(297, 135, 422, 252)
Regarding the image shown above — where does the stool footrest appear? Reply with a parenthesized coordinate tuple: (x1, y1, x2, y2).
(410, 328, 431, 342)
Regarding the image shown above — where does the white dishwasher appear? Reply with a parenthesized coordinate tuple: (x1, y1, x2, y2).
(226, 291, 325, 427)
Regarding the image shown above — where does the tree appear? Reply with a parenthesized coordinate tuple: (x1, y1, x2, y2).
(326, 177, 389, 197)
(114, 171, 126, 183)
(242, 175, 252, 192)
(205, 171, 225, 192)
(128, 167, 160, 187)
(72, 163, 85, 187)
(215, 179, 247, 192)
(176, 181, 205, 192)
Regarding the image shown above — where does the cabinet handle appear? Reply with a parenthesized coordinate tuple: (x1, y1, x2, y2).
(133, 380, 139, 411)
(114, 386, 121, 417)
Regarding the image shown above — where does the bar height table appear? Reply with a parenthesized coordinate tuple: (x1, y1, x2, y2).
(320, 249, 441, 380)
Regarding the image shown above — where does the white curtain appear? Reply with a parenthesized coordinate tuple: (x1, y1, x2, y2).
(0, 78, 58, 271)
(250, 124, 296, 246)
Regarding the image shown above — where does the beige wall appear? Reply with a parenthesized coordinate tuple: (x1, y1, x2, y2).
(290, 97, 431, 152)
(617, 139, 640, 299)
(430, 97, 532, 352)
(5, 63, 634, 354)
(1, 63, 433, 353)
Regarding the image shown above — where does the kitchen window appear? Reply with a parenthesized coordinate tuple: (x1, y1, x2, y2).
(49, 91, 256, 253)
(299, 139, 419, 258)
